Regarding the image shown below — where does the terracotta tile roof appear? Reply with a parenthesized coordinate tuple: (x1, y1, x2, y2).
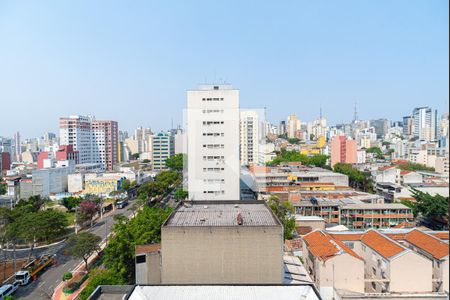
(400, 170, 412, 175)
(330, 233, 364, 241)
(135, 243, 161, 255)
(378, 166, 396, 171)
(392, 221, 416, 229)
(285, 239, 302, 250)
(303, 230, 362, 261)
(404, 230, 449, 260)
(361, 230, 406, 259)
(430, 232, 449, 240)
(296, 226, 313, 235)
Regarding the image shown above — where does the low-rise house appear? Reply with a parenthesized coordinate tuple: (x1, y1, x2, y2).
(302, 230, 365, 294)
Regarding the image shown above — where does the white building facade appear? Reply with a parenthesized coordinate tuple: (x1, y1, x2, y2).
(187, 84, 240, 200)
(240, 110, 259, 166)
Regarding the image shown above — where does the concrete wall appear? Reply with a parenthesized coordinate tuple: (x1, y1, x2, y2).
(441, 259, 449, 293)
(390, 251, 433, 293)
(161, 225, 283, 284)
(318, 254, 365, 293)
(135, 251, 161, 285)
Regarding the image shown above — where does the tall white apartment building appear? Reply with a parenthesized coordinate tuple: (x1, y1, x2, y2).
(152, 131, 174, 171)
(413, 107, 437, 141)
(287, 114, 301, 139)
(59, 115, 118, 170)
(187, 84, 240, 200)
(60, 115, 94, 165)
(240, 110, 259, 166)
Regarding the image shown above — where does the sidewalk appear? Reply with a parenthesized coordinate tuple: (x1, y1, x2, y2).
(52, 218, 112, 300)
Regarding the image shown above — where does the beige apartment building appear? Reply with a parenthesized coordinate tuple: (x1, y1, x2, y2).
(302, 228, 449, 298)
(160, 201, 284, 284)
(302, 230, 365, 294)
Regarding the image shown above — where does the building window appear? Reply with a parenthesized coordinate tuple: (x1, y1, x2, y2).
(135, 255, 146, 264)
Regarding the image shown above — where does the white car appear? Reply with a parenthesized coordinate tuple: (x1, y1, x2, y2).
(0, 281, 19, 299)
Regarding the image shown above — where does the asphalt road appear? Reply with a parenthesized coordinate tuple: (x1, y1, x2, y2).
(13, 199, 137, 300)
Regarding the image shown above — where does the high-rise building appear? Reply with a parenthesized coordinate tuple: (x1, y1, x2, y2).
(287, 115, 301, 139)
(152, 131, 174, 171)
(14, 131, 21, 162)
(403, 116, 413, 137)
(330, 135, 357, 167)
(278, 121, 286, 136)
(370, 119, 390, 139)
(187, 84, 240, 200)
(412, 107, 437, 141)
(174, 128, 186, 155)
(240, 110, 259, 166)
(59, 115, 119, 170)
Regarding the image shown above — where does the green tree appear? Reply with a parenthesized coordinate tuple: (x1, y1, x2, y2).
(165, 154, 184, 171)
(131, 153, 140, 160)
(366, 147, 384, 160)
(121, 179, 131, 190)
(410, 189, 448, 222)
(78, 268, 125, 300)
(0, 177, 6, 195)
(399, 162, 435, 172)
(174, 189, 188, 201)
(62, 197, 81, 211)
(103, 206, 172, 282)
(65, 232, 101, 271)
(15, 195, 49, 212)
(333, 163, 374, 193)
(267, 195, 295, 240)
(287, 138, 300, 144)
(267, 149, 329, 168)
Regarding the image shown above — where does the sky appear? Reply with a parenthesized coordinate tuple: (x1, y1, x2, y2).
(0, 0, 448, 138)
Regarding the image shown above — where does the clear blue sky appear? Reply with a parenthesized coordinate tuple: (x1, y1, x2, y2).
(0, 0, 448, 137)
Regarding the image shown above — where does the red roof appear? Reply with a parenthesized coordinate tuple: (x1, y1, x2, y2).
(400, 170, 412, 175)
(404, 230, 449, 260)
(135, 243, 161, 255)
(285, 239, 302, 250)
(303, 230, 362, 261)
(361, 230, 406, 259)
(430, 232, 449, 240)
(378, 166, 396, 171)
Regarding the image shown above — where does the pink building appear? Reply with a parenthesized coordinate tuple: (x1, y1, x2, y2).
(59, 115, 118, 170)
(330, 135, 357, 167)
(56, 145, 79, 163)
(37, 152, 49, 169)
(92, 120, 118, 171)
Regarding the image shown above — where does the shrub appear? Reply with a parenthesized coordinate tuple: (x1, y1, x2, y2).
(62, 272, 73, 281)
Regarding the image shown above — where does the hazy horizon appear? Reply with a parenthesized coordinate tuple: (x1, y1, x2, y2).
(0, 0, 448, 137)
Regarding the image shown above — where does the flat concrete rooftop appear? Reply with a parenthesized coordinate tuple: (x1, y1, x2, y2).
(163, 201, 280, 227)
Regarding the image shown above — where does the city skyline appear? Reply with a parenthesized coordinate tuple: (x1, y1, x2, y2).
(0, 1, 448, 137)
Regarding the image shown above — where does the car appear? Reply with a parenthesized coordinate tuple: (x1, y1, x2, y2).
(116, 200, 128, 209)
(0, 281, 19, 299)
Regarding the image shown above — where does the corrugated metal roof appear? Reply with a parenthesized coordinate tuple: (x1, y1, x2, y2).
(128, 285, 320, 300)
(165, 203, 279, 227)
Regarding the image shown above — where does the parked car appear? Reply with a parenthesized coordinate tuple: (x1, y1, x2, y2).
(0, 281, 19, 299)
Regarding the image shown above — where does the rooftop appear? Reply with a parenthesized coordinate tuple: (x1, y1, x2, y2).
(163, 201, 280, 227)
(127, 285, 320, 300)
(135, 244, 161, 255)
(303, 230, 362, 261)
(402, 229, 449, 260)
(360, 230, 407, 259)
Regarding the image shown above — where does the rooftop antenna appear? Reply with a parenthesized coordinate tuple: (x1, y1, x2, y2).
(319, 105, 323, 120)
(353, 101, 358, 123)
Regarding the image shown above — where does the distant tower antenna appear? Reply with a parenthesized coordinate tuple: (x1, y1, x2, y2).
(353, 102, 358, 123)
(320, 105, 323, 119)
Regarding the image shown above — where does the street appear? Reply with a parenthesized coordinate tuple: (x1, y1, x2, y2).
(13, 199, 137, 300)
